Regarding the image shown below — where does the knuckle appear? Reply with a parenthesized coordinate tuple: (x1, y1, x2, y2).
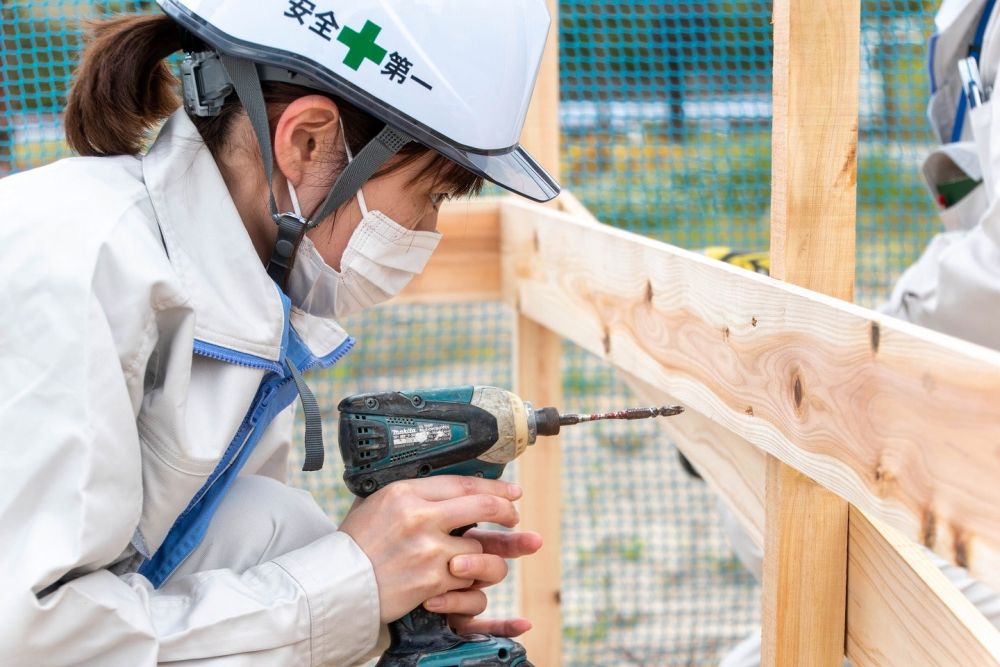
(398, 507, 427, 534)
(491, 556, 509, 580)
(382, 482, 411, 504)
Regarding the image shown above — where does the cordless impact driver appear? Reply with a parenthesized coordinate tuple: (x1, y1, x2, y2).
(338, 385, 682, 667)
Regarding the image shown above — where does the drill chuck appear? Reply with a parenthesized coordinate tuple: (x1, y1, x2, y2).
(529, 406, 563, 437)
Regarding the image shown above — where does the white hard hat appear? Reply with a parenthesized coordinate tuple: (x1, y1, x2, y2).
(157, 0, 560, 284)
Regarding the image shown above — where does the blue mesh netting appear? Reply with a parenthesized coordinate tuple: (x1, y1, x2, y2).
(2, 1, 943, 664)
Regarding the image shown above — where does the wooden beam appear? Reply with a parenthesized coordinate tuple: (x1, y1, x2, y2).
(500, 197, 1000, 591)
(762, 459, 849, 666)
(847, 509, 1000, 666)
(769, 0, 859, 296)
(623, 372, 767, 553)
(511, 0, 562, 663)
(764, 0, 860, 660)
(395, 199, 501, 303)
(513, 316, 563, 665)
(626, 373, 1000, 665)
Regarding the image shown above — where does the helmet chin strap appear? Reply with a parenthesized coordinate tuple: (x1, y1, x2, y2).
(217, 54, 411, 289)
(216, 54, 411, 472)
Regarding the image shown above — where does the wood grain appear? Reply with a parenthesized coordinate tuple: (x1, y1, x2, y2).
(501, 197, 1000, 591)
(626, 373, 1000, 665)
(847, 508, 1000, 666)
(770, 0, 859, 297)
(765, 0, 859, 660)
(762, 459, 849, 666)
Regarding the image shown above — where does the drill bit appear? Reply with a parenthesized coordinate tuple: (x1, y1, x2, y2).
(558, 405, 684, 426)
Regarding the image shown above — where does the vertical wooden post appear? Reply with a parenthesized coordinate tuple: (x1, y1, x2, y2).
(763, 0, 859, 664)
(514, 0, 562, 663)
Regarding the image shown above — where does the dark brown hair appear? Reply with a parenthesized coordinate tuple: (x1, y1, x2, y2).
(64, 14, 482, 197)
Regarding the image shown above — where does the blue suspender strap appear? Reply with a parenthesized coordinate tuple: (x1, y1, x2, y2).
(952, 0, 998, 142)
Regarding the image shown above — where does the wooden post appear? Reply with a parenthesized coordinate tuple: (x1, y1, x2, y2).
(514, 0, 562, 663)
(763, 0, 859, 664)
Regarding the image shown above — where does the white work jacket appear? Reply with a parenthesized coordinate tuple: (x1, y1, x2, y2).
(883, 0, 1000, 350)
(0, 111, 381, 665)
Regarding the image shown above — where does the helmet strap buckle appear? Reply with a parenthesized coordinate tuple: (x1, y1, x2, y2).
(267, 211, 310, 285)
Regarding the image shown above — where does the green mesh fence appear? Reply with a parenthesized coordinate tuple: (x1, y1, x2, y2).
(3, 1, 944, 664)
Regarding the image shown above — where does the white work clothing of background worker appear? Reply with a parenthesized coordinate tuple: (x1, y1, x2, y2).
(719, 0, 1000, 664)
(0, 1, 560, 664)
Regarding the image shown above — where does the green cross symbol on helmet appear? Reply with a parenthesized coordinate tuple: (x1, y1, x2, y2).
(337, 20, 387, 71)
(157, 0, 559, 204)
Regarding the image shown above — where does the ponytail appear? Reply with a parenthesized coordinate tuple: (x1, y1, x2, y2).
(64, 14, 182, 156)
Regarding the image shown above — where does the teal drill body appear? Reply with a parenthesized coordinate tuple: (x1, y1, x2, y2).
(337, 385, 681, 666)
(338, 385, 536, 667)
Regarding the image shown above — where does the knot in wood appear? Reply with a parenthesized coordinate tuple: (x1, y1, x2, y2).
(921, 508, 937, 549)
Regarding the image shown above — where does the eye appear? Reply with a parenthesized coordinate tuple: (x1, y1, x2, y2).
(429, 193, 450, 209)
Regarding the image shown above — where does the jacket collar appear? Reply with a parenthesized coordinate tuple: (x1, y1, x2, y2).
(142, 110, 349, 362)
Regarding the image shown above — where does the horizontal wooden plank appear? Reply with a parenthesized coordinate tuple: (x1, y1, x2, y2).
(395, 198, 501, 303)
(500, 197, 1000, 588)
(623, 371, 767, 553)
(847, 508, 1000, 666)
(626, 374, 1000, 665)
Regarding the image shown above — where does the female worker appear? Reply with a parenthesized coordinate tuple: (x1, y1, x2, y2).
(0, 1, 559, 664)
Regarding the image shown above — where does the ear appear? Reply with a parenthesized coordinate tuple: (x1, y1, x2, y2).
(273, 95, 341, 187)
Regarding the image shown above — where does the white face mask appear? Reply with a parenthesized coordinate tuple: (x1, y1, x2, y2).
(284, 137, 441, 320)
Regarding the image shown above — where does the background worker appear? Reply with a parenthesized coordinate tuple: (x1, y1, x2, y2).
(717, 1, 1000, 663)
(0, 1, 559, 664)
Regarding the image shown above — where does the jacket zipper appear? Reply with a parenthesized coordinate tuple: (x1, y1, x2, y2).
(300, 336, 356, 374)
(192, 339, 283, 374)
(181, 335, 355, 509)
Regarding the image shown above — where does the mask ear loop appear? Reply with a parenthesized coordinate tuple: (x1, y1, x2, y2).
(339, 117, 369, 216)
(287, 179, 303, 217)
